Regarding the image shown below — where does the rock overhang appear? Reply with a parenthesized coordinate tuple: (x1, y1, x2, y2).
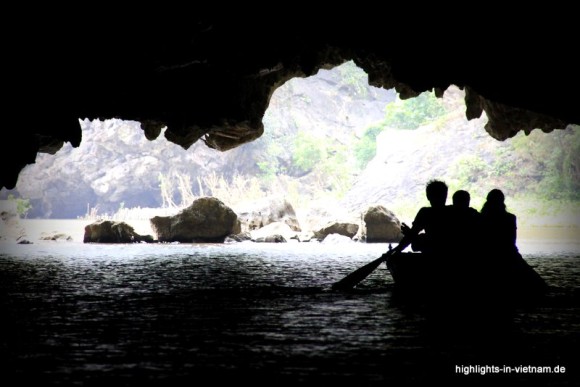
(2, 14, 578, 190)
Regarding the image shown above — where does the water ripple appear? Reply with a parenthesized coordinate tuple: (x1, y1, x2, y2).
(1, 240, 578, 386)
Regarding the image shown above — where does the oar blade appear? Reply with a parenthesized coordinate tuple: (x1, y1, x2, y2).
(331, 255, 386, 291)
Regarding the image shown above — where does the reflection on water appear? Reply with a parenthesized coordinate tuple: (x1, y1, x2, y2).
(1, 239, 579, 386)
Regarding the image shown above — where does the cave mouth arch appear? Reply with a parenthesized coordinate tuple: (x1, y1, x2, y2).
(3, 22, 579, 193)
(2, 60, 578, 235)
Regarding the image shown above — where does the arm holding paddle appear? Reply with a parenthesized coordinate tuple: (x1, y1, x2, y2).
(332, 181, 450, 290)
(331, 223, 416, 291)
(396, 222, 415, 253)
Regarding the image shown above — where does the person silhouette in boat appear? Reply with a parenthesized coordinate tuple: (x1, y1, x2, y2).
(398, 179, 451, 255)
(335, 180, 452, 292)
(480, 188, 517, 255)
(450, 189, 481, 251)
(479, 188, 547, 296)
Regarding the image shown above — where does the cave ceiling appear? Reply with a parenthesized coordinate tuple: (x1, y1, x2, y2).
(2, 12, 578, 190)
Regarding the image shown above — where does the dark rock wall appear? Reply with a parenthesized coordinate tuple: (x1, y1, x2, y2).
(3, 11, 578, 190)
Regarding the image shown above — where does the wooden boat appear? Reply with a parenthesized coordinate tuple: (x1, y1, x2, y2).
(385, 251, 547, 305)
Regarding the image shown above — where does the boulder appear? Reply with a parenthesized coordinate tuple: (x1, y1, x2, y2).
(250, 221, 297, 242)
(225, 231, 252, 243)
(40, 232, 73, 241)
(235, 197, 301, 233)
(0, 200, 27, 242)
(313, 222, 359, 241)
(150, 197, 239, 243)
(254, 234, 287, 243)
(322, 233, 356, 244)
(84, 220, 154, 243)
(363, 205, 403, 243)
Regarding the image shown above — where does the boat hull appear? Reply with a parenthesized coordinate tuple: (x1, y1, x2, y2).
(385, 251, 547, 306)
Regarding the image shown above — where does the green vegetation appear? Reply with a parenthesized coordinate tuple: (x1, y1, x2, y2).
(5, 58, 573, 233)
(256, 114, 357, 201)
(254, 113, 287, 181)
(510, 126, 580, 201)
(456, 127, 579, 201)
(354, 125, 382, 170)
(154, 170, 269, 211)
(353, 91, 448, 170)
(127, 90, 579, 229)
(381, 92, 448, 130)
(447, 155, 490, 198)
(293, 131, 326, 173)
(335, 60, 369, 97)
(236, 86, 579, 227)
(7, 194, 32, 218)
(443, 125, 580, 225)
(292, 131, 352, 194)
(501, 127, 579, 225)
(59, 63, 579, 229)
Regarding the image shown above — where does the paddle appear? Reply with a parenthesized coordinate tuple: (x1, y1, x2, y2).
(331, 246, 399, 291)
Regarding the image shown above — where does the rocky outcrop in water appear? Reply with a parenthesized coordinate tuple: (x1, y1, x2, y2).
(0, 200, 29, 244)
(362, 205, 403, 243)
(40, 232, 73, 241)
(313, 222, 360, 241)
(236, 197, 301, 233)
(84, 220, 154, 243)
(150, 197, 240, 243)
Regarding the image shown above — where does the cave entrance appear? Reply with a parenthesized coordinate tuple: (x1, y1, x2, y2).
(0, 61, 578, 238)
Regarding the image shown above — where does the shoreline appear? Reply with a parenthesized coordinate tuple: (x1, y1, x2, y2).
(11, 219, 155, 244)
(6, 218, 580, 245)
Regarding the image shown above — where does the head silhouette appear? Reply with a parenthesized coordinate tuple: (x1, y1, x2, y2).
(482, 188, 506, 213)
(425, 180, 448, 208)
(452, 190, 470, 209)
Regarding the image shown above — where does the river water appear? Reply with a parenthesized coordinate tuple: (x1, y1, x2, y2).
(0, 226, 579, 386)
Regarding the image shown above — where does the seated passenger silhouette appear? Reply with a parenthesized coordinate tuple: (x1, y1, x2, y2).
(398, 179, 451, 255)
(480, 189, 517, 255)
(450, 190, 481, 251)
(479, 188, 547, 297)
